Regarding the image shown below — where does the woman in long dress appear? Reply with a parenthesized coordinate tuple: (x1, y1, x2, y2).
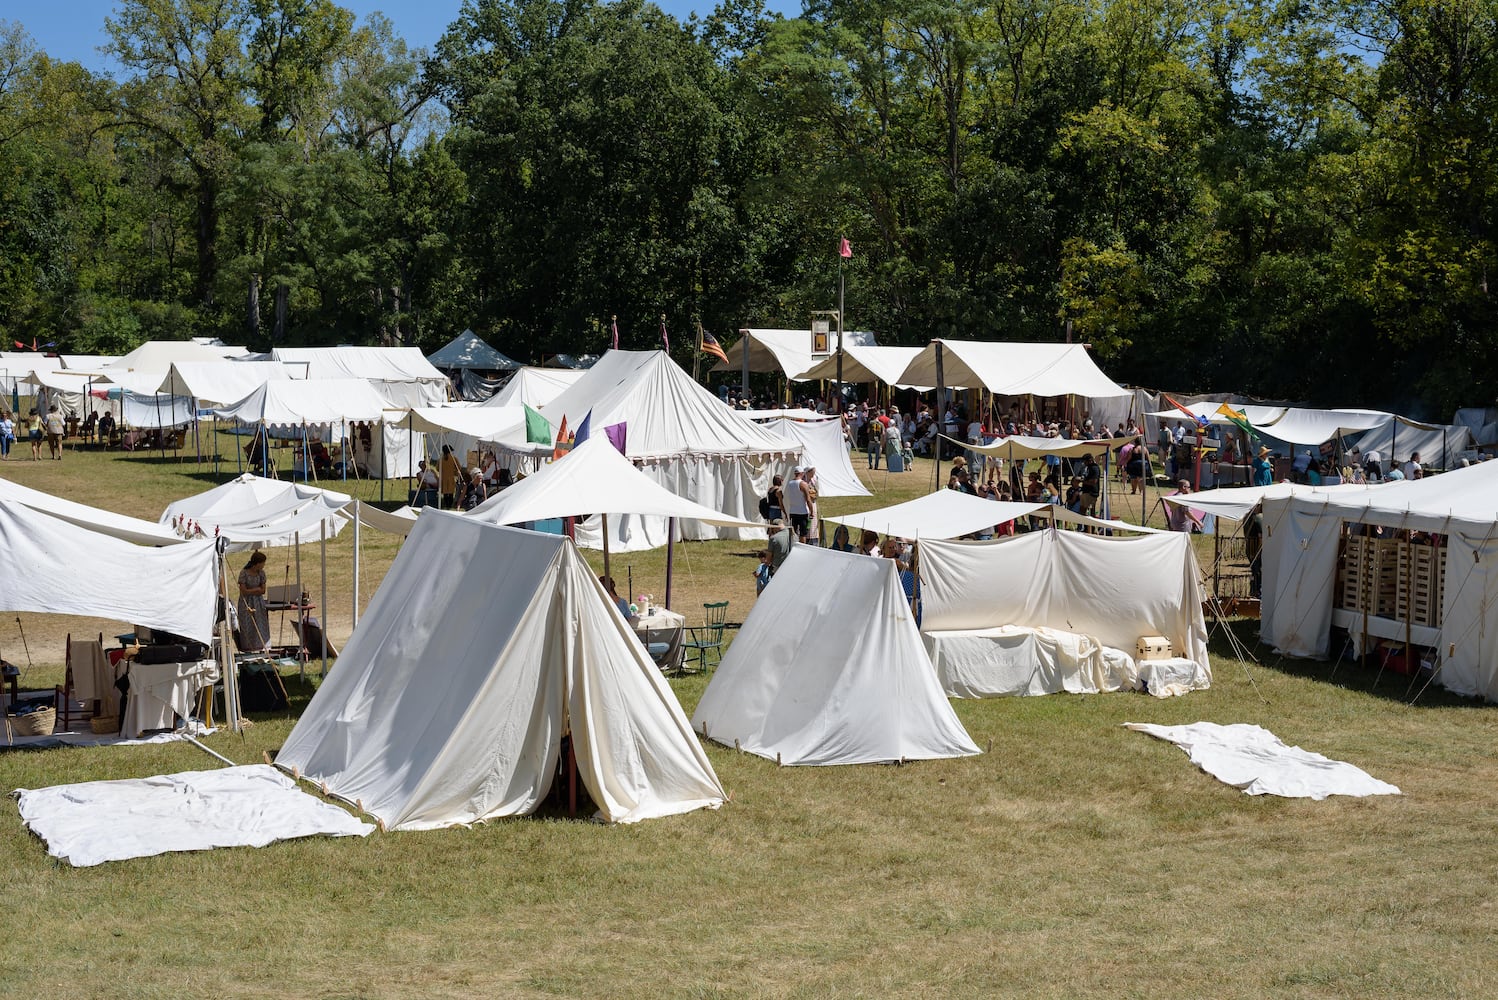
(237, 551, 272, 651)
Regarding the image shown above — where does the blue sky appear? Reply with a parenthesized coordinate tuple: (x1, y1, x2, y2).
(13, 1, 799, 72)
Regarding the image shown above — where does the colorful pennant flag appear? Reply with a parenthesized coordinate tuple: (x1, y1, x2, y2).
(1216, 402, 1257, 440)
(1162, 393, 1210, 431)
(553, 414, 572, 460)
(610, 315, 619, 352)
(839, 236, 852, 258)
(574, 410, 592, 447)
(660, 316, 670, 353)
(523, 404, 551, 445)
(604, 422, 627, 454)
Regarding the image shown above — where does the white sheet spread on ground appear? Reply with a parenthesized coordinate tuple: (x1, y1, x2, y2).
(15, 764, 374, 866)
(1124, 722, 1401, 799)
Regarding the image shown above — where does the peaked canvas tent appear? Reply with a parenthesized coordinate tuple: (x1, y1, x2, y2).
(896, 341, 1131, 398)
(691, 546, 981, 765)
(426, 329, 520, 372)
(276, 512, 727, 828)
(483, 366, 587, 410)
(467, 435, 760, 539)
(499, 349, 801, 550)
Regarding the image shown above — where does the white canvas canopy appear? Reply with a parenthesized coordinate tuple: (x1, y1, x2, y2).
(213, 378, 388, 426)
(483, 366, 586, 409)
(276, 512, 727, 828)
(1348, 419, 1472, 468)
(270, 346, 446, 389)
(757, 416, 870, 498)
(111, 340, 247, 372)
(713, 329, 877, 381)
(156, 361, 295, 407)
(690, 546, 980, 766)
(919, 532, 1211, 697)
(162, 474, 350, 550)
(0, 477, 186, 545)
(58, 355, 119, 370)
(896, 341, 1131, 398)
(0, 501, 217, 642)
(500, 350, 801, 549)
(967, 433, 1137, 461)
(402, 404, 527, 441)
(121, 390, 194, 429)
(824, 490, 1042, 540)
(1163, 482, 1378, 523)
(1260, 460, 1498, 699)
(795, 345, 930, 388)
(467, 436, 760, 537)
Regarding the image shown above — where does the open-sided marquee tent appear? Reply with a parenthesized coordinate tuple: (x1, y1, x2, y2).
(896, 341, 1131, 399)
(713, 329, 878, 381)
(691, 545, 981, 766)
(276, 512, 727, 828)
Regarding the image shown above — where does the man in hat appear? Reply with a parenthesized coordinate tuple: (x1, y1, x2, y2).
(1252, 445, 1274, 487)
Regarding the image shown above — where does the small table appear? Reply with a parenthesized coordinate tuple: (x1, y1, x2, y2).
(634, 608, 685, 672)
(122, 660, 219, 738)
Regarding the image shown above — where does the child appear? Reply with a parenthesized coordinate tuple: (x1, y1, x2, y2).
(754, 550, 772, 595)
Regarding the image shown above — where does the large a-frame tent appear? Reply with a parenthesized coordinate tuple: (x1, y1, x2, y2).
(691, 546, 981, 766)
(276, 511, 727, 828)
(499, 349, 801, 550)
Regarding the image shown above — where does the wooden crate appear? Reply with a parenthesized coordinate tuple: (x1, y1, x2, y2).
(1397, 543, 1446, 628)
(1340, 536, 1400, 615)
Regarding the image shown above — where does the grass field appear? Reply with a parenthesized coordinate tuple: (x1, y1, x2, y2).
(4, 434, 1498, 998)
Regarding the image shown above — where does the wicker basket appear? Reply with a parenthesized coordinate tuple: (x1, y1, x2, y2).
(90, 715, 120, 735)
(8, 706, 56, 737)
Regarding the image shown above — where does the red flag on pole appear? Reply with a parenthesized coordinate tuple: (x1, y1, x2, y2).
(610, 315, 619, 351)
(839, 237, 852, 258)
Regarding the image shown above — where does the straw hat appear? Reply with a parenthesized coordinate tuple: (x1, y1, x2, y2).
(1258, 445, 1271, 457)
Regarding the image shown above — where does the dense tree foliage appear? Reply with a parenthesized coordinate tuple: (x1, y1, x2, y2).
(0, 0, 1494, 414)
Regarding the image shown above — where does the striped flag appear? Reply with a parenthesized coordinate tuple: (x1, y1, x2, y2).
(699, 328, 729, 364)
(1162, 393, 1210, 431)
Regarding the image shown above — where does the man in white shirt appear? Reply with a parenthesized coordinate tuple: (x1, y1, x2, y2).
(782, 467, 811, 541)
(1403, 452, 1422, 480)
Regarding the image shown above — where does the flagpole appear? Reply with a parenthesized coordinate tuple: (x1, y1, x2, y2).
(835, 254, 845, 409)
(693, 322, 701, 385)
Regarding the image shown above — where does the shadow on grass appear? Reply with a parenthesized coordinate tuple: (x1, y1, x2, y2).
(1208, 616, 1479, 709)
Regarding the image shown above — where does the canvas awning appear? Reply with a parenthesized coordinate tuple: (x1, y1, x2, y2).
(270, 346, 446, 385)
(796, 346, 930, 389)
(965, 433, 1138, 461)
(0, 477, 187, 545)
(0, 501, 216, 641)
(757, 417, 869, 498)
(401, 404, 528, 442)
(1162, 482, 1380, 522)
(824, 491, 1043, 540)
(713, 329, 877, 380)
(896, 341, 1131, 398)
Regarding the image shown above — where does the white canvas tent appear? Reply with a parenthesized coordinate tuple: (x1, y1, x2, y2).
(919, 532, 1211, 697)
(500, 349, 801, 550)
(0, 501, 217, 642)
(1260, 459, 1498, 699)
(755, 415, 869, 498)
(157, 361, 295, 407)
(483, 366, 586, 410)
(896, 341, 1131, 398)
(467, 436, 760, 543)
(275, 512, 727, 828)
(690, 546, 981, 766)
(162, 474, 351, 551)
(214, 378, 387, 427)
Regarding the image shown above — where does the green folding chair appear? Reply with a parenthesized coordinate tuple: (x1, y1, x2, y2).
(682, 601, 729, 673)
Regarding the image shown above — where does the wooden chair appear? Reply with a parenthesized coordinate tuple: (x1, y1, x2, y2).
(682, 602, 729, 673)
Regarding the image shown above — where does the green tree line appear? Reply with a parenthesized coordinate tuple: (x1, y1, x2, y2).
(0, 0, 1493, 415)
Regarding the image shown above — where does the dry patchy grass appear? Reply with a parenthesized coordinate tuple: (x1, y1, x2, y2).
(2, 439, 1497, 997)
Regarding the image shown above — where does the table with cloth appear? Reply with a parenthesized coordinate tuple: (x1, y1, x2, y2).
(634, 608, 685, 672)
(122, 660, 218, 738)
